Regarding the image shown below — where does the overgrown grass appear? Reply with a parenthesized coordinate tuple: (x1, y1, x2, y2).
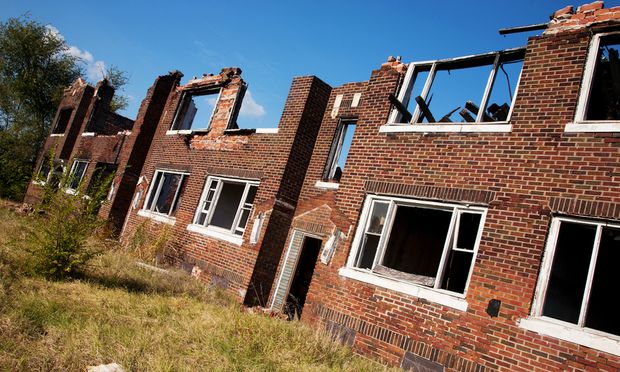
(0, 201, 391, 371)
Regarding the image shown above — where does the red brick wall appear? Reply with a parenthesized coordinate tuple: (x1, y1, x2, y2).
(291, 10, 620, 371)
(119, 68, 332, 304)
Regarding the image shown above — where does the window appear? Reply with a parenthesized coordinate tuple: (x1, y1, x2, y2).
(387, 48, 524, 130)
(574, 32, 620, 127)
(323, 120, 356, 182)
(52, 108, 72, 134)
(86, 163, 116, 197)
(142, 170, 188, 217)
(347, 195, 485, 296)
(171, 89, 220, 131)
(67, 160, 88, 191)
(192, 176, 259, 237)
(529, 217, 620, 338)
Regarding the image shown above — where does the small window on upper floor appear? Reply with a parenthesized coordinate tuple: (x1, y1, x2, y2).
(575, 33, 620, 124)
(171, 89, 220, 132)
(52, 108, 72, 134)
(323, 120, 356, 183)
(387, 48, 524, 131)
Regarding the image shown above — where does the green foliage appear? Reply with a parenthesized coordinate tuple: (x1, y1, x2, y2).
(34, 161, 113, 280)
(0, 15, 80, 200)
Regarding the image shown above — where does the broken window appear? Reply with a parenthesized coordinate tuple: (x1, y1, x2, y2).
(171, 89, 220, 131)
(323, 120, 356, 182)
(577, 33, 620, 121)
(534, 218, 620, 337)
(389, 48, 524, 125)
(143, 170, 188, 217)
(350, 196, 485, 295)
(36, 153, 54, 183)
(52, 108, 72, 134)
(67, 160, 88, 191)
(193, 176, 259, 236)
(86, 163, 117, 198)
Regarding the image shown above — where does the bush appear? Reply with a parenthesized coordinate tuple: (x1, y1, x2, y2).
(34, 159, 113, 280)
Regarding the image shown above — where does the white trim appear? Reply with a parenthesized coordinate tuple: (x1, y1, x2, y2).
(187, 224, 243, 246)
(314, 180, 340, 190)
(255, 128, 279, 134)
(166, 129, 192, 135)
(81, 132, 95, 137)
(137, 209, 176, 225)
(565, 122, 620, 132)
(519, 317, 620, 357)
(339, 267, 468, 311)
(351, 93, 362, 107)
(270, 230, 299, 309)
(50, 133, 64, 137)
(380, 123, 512, 133)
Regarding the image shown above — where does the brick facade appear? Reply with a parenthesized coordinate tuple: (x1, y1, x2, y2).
(25, 2, 620, 369)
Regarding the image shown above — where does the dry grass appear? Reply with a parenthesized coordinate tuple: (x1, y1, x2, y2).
(0, 201, 392, 371)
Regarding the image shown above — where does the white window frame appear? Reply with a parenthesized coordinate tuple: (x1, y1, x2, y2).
(323, 119, 356, 182)
(187, 176, 259, 245)
(340, 194, 486, 311)
(383, 48, 525, 134)
(168, 88, 221, 133)
(568, 32, 620, 132)
(519, 216, 620, 356)
(65, 159, 89, 193)
(140, 169, 189, 221)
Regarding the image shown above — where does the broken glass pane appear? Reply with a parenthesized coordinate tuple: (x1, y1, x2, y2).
(210, 182, 245, 230)
(154, 173, 182, 215)
(456, 213, 482, 250)
(585, 226, 620, 336)
(586, 35, 620, 120)
(367, 201, 388, 234)
(417, 64, 491, 123)
(382, 205, 452, 279)
(482, 59, 523, 122)
(542, 221, 596, 324)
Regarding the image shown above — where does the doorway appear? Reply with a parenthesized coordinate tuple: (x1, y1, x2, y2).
(271, 232, 322, 319)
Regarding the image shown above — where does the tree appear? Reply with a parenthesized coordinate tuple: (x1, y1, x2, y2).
(0, 16, 129, 200)
(104, 64, 129, 113)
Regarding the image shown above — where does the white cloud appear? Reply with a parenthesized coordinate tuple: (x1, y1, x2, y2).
(239, 90, 266, 117)
(46, 25, 107, 82)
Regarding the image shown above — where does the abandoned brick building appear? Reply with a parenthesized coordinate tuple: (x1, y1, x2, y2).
(28, 1, 620, 370)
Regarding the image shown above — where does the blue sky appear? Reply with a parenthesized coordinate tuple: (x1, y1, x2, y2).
(3, 0, 620, 128)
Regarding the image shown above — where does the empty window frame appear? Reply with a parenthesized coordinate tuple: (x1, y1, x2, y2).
(193, 176, 259, 236)
(67, 160, 89, 191)
(348, 195, 486, 295)
(143, 170, 188, 217)
(86, 163, 117, 197)
(171, 89, 221, 131)
(576, 32, 620, 122)
(323, 120, 357, 182)
(35, 153, 54, 183)
(532, 217, 620, 337)
(389, 48, 525, 125)
(52, 108, 72, 134)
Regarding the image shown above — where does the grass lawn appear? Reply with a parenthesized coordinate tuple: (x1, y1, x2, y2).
(0, 201, 391, 371)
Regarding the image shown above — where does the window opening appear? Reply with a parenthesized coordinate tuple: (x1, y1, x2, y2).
(52, 108, 72, 134)
(67, 160, 88, 191)
(537, 218, 620, 337)
(86, 163, 117, 198)
(193, 176, 259, 236)
(324, 121, 357, 182)
(390, 48, 524, 125)
(171, 89, 220, 131)
(350, 196, 485, 295)
(585, 34, 620, 121)
(143, 170, 188, 217)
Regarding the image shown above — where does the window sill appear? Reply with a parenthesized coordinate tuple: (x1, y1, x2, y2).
(380, 123, 511, 134)
(50, 133, 64, 137)
(166, 130, 193, 135)
(32, 180, 46, 186)
(314, 180, 340, 190)
(186, 224, 243, 246)
(565, 122, 620, 132)
(137, 209, 176, 225)
(81, 132, 95, 137)
(64, 188, 78, 195)
(338, 267, 468, 311)
(519, 317, 620, 357)
(255, 128, 279, 134)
